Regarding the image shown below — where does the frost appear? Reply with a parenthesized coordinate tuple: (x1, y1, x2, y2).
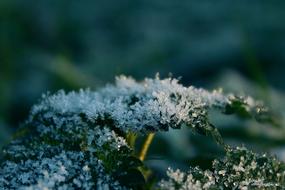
(30, 75, 266, 134)
(159, 167, 216, 190)
(0, 75, 271, 189)
(159, 146, 285, 190)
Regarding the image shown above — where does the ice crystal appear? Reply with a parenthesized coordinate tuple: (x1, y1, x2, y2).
(30, 75, 266, 136)
(159, 167, 217, 190)
(159, 147, 285, 190)
(0, 75, 271, 189)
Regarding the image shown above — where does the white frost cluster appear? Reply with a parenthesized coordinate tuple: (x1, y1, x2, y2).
(159, 147, 285, 190)
(0, 151, 123, 190)
(159, 167, 216, 190)
(0, 126, 129, 189)
(30, 75, 256, 133)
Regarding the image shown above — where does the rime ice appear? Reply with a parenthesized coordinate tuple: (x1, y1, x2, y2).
(159, 147, 285, 190)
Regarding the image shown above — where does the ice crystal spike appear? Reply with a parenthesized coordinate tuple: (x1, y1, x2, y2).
(0, 76, 273, 189)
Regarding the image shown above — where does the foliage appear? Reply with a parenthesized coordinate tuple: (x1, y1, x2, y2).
(159, 147, 285, 190)
(0, 76, 282, 189)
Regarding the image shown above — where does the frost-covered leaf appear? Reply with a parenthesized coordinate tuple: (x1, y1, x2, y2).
(159, 146, 285, 190)
(0, 75, 272, 189)
(224, 95, 276, 125)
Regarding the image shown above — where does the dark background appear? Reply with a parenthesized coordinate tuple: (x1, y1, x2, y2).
(1, 0, 285, 168)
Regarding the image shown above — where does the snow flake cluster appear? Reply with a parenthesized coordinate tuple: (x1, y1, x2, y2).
(1, 126, 130, 189)
(30, 75, 265, 134)
(1, 151, 95, 190)
(159, 167, 216, 190)
(0, 75, 272, 189)
(159, 147, 285, 190)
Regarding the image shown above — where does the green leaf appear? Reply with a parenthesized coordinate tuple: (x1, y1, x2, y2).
(192, 123, 225, 147)
(117, 168, 146, 187)
(120, 156, 144, 169)
(224, 97, 251, 118)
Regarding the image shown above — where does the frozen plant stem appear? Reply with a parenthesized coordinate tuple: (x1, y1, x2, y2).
(126, 132, 137, 149)
(139, 133, 155, 161)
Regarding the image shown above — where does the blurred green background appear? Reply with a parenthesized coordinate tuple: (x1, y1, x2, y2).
(1, 0, 285, 172)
